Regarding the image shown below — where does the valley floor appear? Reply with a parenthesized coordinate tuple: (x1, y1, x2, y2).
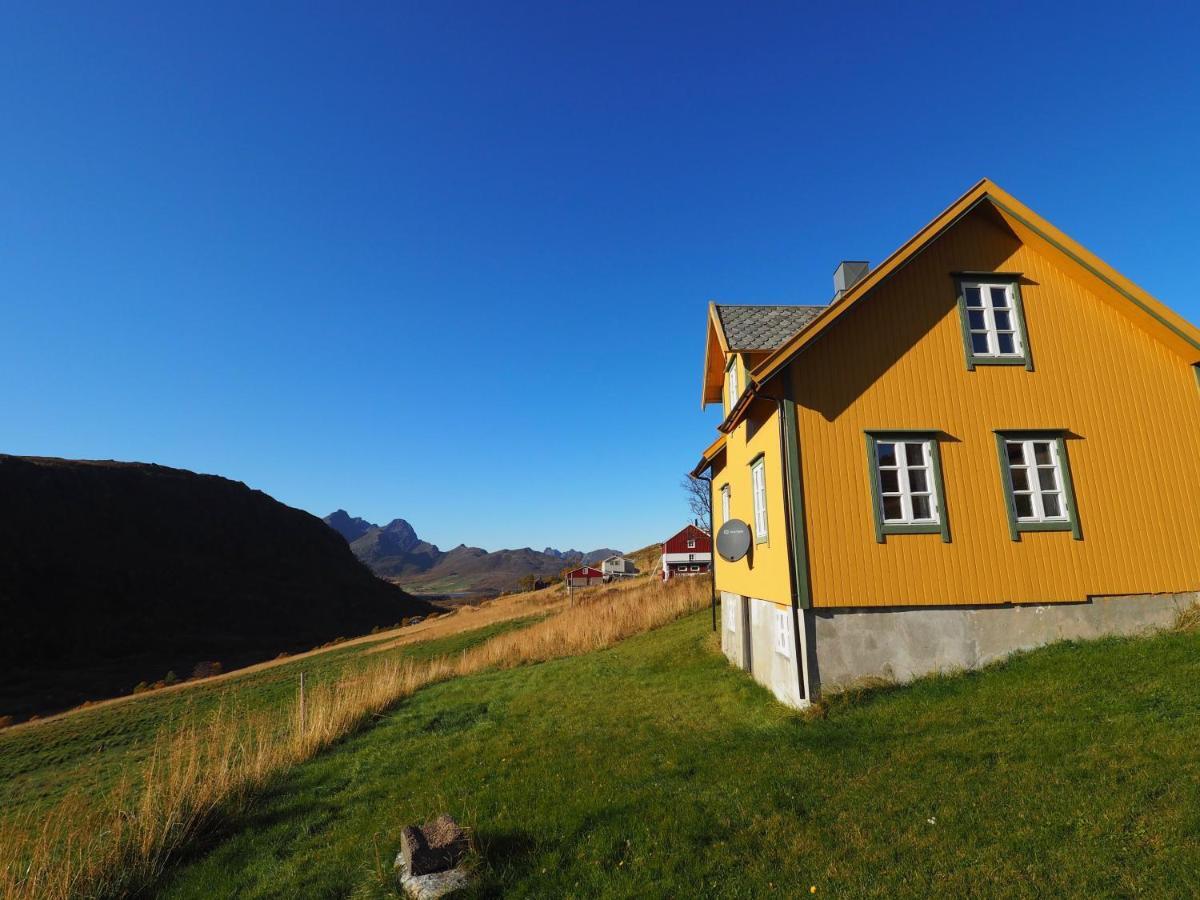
(157, 611, 1200, 899)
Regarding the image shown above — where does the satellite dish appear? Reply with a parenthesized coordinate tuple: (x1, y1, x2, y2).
(716, 519, 752, 562)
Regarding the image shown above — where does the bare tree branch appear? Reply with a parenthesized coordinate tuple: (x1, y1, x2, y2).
(681, 475, 712, 531)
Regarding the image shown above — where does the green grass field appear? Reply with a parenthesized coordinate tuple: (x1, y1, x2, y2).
(0, 617, 539, 818)
(150, 611, 1200, 899)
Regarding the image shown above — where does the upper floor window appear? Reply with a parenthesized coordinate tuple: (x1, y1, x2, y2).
(720, 484, 731, 524)
(865, 432, 950, 542)
(954, 275, 1032, 370)
(751, 457, 768, 543)
(726, 357, 740, 409)
(995, 431, 1081, 540)
(687, 538, 696, 549)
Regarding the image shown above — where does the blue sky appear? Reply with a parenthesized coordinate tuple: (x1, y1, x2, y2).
(2, 3, 1198, 552)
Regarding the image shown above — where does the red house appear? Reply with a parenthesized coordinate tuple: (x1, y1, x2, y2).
(566, 565, 605, 588)
(661, 524, 712, 580)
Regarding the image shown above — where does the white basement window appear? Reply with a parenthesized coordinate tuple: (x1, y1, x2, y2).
(774, 609, 791, 658)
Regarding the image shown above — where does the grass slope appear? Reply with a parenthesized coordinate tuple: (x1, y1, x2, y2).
(159, 612, 1200, 898)
(0, 617, 538, 818)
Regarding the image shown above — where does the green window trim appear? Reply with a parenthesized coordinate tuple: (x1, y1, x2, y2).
(993, 430, 1082, 541)
(952, 272, 1034, 372)
(749, 453, 769, 545)
(864, 430, 951, 543)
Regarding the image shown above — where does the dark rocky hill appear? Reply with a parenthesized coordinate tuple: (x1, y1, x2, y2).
(0, 457, 434, 720)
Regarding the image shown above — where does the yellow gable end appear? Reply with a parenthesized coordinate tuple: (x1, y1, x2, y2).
(787, 204, 1200, 607)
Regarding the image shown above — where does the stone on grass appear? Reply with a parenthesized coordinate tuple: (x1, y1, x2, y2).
(395, 814, 474, 899)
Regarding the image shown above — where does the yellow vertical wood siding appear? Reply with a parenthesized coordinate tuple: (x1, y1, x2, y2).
(788, 206, 1200, 607)
(709, 400, 793, 604)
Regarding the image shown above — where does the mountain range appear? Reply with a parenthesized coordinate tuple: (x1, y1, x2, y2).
(323, 510, 620, 594)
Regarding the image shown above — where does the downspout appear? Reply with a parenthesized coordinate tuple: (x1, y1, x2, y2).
(695, 471, 718, 631)
(776, 396, 811, 702)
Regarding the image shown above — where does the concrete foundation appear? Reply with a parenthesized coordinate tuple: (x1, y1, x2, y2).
(720, 592, 809, 708)
(720, 590, 1195, 705)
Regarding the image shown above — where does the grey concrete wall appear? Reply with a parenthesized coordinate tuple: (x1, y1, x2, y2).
(720, 591, 808, 708)
(810, 592, 1196, 693)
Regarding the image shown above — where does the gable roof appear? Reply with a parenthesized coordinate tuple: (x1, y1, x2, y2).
(567, 565, 603, 577)
(714, 304, 825, 352)
(664, 523, 711, 542)
(711, 178, 1200, 428)
(750, 178, 1200, 388)
(701, 303, 824, 406)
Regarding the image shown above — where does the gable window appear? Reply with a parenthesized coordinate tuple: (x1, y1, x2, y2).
(954, 275, 1032, 370)
(726, 357, 740, 409)
(687, 538, 696, 549)
(720, 484, 731, 524)
(865, 432, 950, 542)
(751, 456, 768, 543)
(995, 431, 1081, 540)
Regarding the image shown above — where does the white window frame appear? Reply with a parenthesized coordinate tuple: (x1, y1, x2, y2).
(774, 609, 791, 658)
(687, 539, 696, 549)
(720, 484, 730, 524)
(1003, 438, 1069, 523)
(873, 439, 940, 526)
(726, 358, 740, 409)
(751, 457, 768, 543)
(961, 280, 1025, 360)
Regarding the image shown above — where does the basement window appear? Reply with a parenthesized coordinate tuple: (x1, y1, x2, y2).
(774, 609, 791, 658)
(865, 432, 950, 542)
(995, 431, 1081, 540)
(954, 275, 1032, 370)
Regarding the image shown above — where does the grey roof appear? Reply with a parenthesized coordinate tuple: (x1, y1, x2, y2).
(713, 304, 825, 352)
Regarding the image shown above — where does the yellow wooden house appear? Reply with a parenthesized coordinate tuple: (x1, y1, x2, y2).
(692, 178, 1200, 706)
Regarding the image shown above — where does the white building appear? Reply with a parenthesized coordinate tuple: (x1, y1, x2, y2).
(601, 555, 638, 578)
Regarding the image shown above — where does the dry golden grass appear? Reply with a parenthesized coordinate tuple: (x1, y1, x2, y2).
(1175, 601, 1200, 632)
(0, 576, 708, 899)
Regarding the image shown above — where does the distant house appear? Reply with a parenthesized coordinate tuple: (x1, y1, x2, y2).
(601, 555, 638, 578)
(566, 565, 605, 588)
(661, 524, 711, 580)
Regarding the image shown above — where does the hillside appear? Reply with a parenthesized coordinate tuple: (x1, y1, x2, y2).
(0, 456, 433, 721)
(145, 612, 1200, 896)
(323, 509, 618, 593)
